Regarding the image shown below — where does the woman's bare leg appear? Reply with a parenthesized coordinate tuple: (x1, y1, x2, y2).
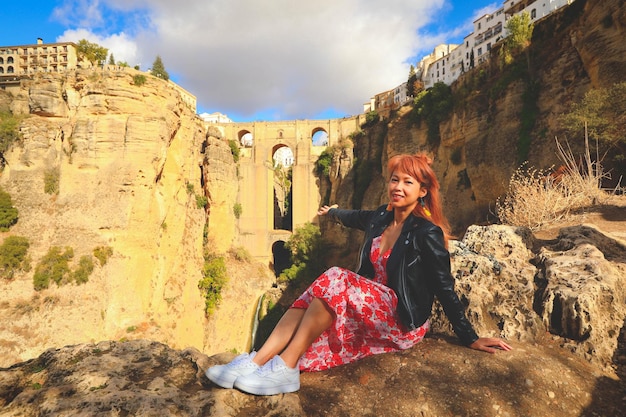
(280, 297, 334, 368)
(252, 307, 306, 366)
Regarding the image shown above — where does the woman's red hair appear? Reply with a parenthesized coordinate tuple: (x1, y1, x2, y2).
(387, 153, 452, 247)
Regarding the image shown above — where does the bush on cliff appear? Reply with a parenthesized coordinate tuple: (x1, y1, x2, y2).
(0, 236, 30, 279)
(496, 137, 607, 230)
(198, 253, 228, 316)
(0, 187, 18, 231)
(33, 246, 74, 290)
(278, 222, 324, 285)
(410, 82, 453, 147)
(93, 246, 113, 266)
(0, 112, 24, 167)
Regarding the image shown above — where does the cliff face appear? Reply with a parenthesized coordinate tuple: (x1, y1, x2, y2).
(342, 0, 626, 233)
(0, 68, 270, 367)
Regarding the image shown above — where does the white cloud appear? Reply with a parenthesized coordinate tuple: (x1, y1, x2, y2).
(53, 0, 453, 121)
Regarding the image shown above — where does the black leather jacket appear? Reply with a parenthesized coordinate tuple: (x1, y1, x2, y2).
(328, 205, 479, 346)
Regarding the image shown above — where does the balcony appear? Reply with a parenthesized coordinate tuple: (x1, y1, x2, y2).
(506, 0, 538, 15)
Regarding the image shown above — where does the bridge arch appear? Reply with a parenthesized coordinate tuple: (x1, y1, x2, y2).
(208, 115, 365, 263)
(238, 130, 253, 147)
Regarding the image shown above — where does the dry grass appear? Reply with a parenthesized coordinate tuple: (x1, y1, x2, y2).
(496, 134, 610, 231)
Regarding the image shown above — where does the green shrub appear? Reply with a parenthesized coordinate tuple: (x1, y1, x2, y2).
(33, 246, 74, 290)
(198, 254, 229, 316)
(361, 110, 380, 128)
(315, 148, 333, 177)
(44, 168, 60, 195)
(0, 187, 18, 231)
(233, 202, 242, 219)
(186, 182, 194, 194)
(278, 223, 324, 284)
(196, 194, 208, 209)
(228, 245, 251, 262)
(0, 111, 24, 163)
(0, 235, 30, 279)
(132, 74, 147, 86)
(93, 246, 113, 266)
(228, 139, 240, 163)
(73, 255, 94, 284)
(410, 82, 453, 147)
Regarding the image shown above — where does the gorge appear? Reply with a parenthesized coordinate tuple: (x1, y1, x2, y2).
(0, 0, 625, 415)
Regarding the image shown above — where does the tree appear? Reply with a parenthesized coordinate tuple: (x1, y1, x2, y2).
(108, 53, 115, 65)
(502, 11, 534, 70)
(407, 65, 418, 98)
(151, 55, 169, 81)
(76, 39, 108, 66)
(560, 82, 626, 162)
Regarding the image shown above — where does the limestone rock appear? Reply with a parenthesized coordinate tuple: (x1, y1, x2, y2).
(0, 337, 622, 417)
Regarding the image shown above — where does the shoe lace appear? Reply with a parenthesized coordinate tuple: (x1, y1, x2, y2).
(229, 353, 250, 367)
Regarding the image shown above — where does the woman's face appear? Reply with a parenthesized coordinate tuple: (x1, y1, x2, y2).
(388, 169, 427, 211)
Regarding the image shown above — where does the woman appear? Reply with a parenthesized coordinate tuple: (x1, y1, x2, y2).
(206, 153, 511, 396)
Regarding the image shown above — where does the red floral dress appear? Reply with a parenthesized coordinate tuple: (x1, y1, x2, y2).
(291, 236, 429, 372)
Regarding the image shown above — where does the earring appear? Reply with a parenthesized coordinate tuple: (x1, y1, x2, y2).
(419, 197, 431, 217)
(386, 202, 393, 211)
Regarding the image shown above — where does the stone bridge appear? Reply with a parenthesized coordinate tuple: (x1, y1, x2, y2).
(212, 116, 365, 267)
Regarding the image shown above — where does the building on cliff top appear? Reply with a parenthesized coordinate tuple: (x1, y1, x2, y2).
(0, 38, 78, 78)
(0, 38, 197, 113)
(367, 0, 575, 113)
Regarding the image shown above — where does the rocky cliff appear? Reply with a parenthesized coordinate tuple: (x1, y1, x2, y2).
(0, 68, 273, 368)
(1, 210, 625, 416)
(328, 0, 626, 234)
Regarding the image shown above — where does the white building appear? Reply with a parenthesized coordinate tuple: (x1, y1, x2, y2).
(393, 81, 410, 107)
(468, 7, 507, 69)
(416, 0, 574, 88)
(504, 0, 574, 21)
(366, 0, 575, 111)
(421, 44, 460, 89)
(199, 112, 232, 123)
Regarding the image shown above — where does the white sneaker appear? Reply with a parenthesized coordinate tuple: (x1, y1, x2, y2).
(205, 352, 259, 389)
(233, 355, 300, 395)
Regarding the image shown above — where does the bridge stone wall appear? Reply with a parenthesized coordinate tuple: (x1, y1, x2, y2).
(212, 115, 365, 262)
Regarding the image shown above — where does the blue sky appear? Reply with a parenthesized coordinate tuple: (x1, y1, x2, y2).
(2, 1, 500, 122)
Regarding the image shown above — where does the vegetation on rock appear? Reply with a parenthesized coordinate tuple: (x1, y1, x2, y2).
(132, 74, 147, 86)
(0, 111, 23, 167)
(33, 246, 75, 291)
(0, 186, 18, 231)
(496, 137, 608, 230)
(198, 252, 228, 316)
(43, 168, 60, 195)
(560, 81, 626, 165)
(410, 82, 453, 147)
(0, 236, 30, 279)
(93, 246, 113, 267)
(278, 222, 325, 285)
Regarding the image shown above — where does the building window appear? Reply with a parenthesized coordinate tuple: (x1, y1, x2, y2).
(531, 8, 537, 19)
(478, 48, 483, 56)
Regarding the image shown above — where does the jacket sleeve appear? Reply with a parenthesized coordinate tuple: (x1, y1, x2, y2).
(420, 226, 479, 346)
(328, 208, 377, 231)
